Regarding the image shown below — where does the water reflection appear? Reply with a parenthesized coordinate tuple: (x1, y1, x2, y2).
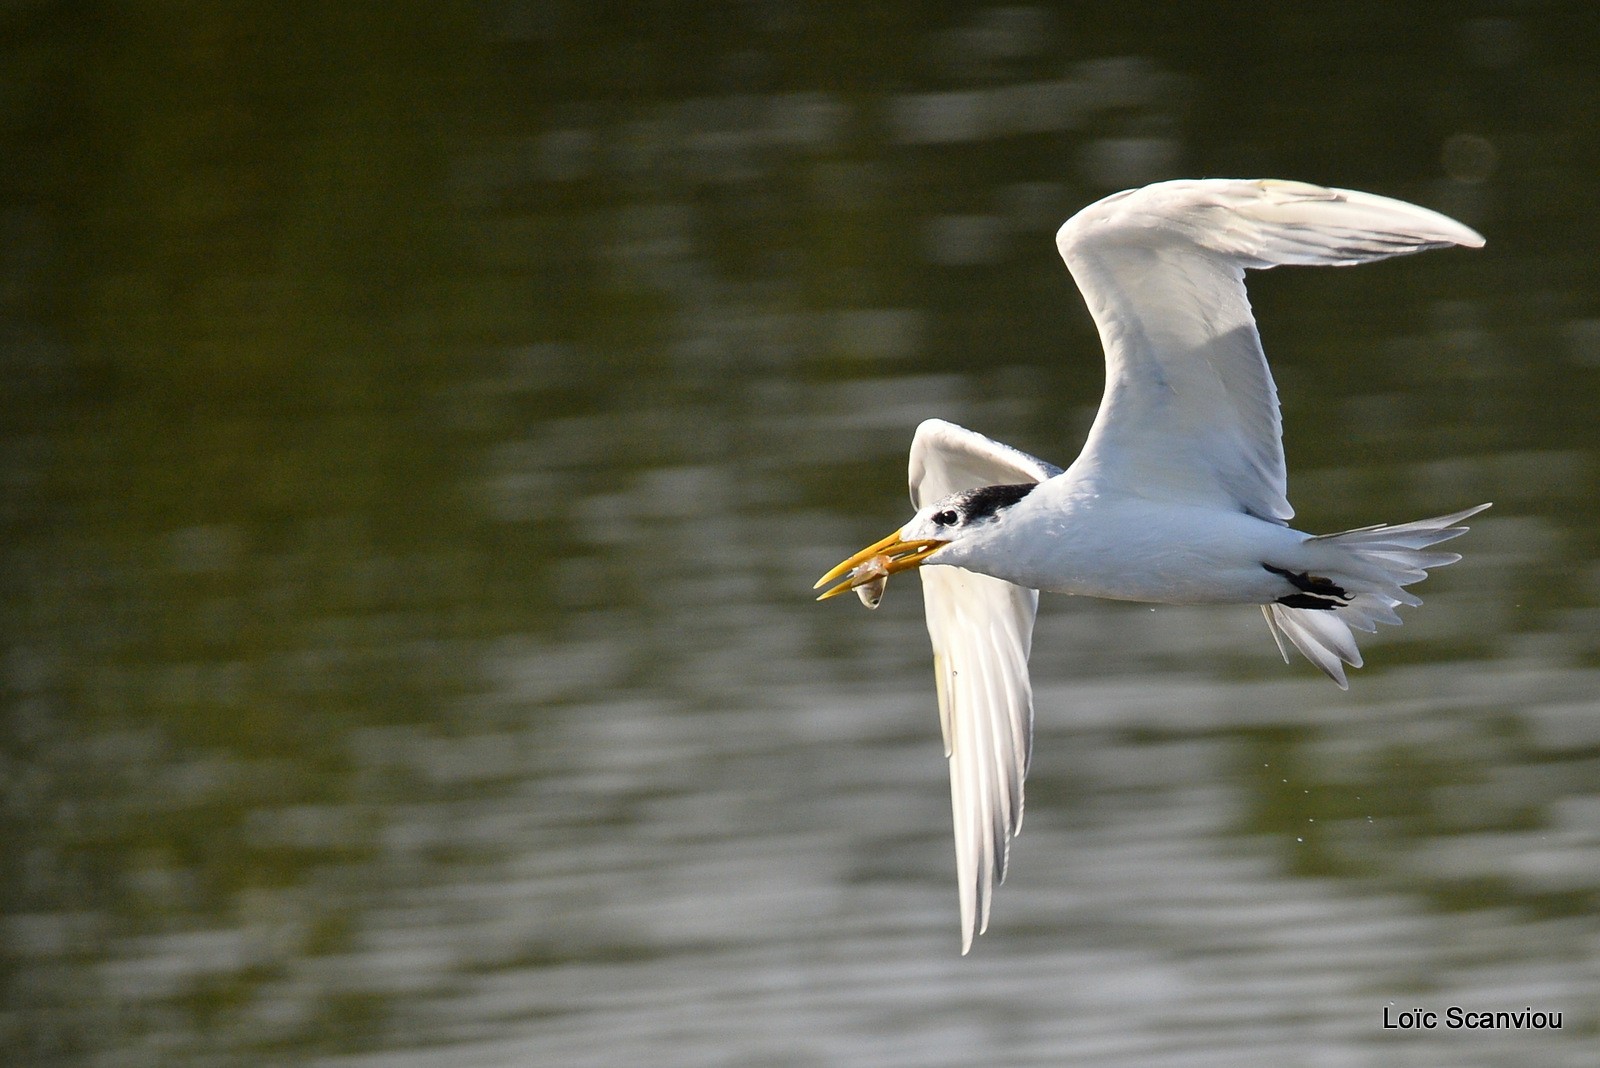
(3, 2, 1598, 1065)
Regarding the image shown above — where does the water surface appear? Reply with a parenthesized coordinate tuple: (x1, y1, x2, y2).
(3, 4, 1598, 1066)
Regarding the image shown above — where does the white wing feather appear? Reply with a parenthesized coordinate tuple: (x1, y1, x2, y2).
(909, 419, 1061, 954)
(1056, 179, 1484, 522)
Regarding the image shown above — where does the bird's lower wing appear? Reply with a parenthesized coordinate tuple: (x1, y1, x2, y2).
(921, 566, 1038, 953)
(910, 418, 1062, 504)
(909, 419, 1060, 952)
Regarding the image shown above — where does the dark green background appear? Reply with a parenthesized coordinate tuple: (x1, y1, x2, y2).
(3, 3, 1597, 1064)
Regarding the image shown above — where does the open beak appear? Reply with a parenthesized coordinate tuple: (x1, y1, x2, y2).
(813, 530, 948, 602)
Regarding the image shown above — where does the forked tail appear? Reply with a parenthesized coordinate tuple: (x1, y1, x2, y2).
(1262, 504, 1491, 688)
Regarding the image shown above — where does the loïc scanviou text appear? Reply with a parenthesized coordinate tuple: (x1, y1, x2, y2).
(1382, 1005, 1562, 1030)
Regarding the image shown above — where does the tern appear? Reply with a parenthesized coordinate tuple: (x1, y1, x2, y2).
(814, 178, 1489, 953)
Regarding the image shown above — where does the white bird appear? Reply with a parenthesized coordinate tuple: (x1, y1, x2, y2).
(814, 178, 1490, 954)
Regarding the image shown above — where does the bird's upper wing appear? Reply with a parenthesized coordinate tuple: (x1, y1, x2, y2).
(909, 418, 1063, 954)
(1055, 179, 1484, 523)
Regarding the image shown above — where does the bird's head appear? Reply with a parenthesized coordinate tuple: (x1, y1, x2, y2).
(814, 483, 1036, 606)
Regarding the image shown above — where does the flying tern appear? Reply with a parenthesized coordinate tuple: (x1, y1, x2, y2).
(815, 178, 1489, 953)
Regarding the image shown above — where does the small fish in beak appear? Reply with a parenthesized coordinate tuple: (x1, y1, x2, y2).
(851, 555, 891, 608)
(815, 532, 947, 606)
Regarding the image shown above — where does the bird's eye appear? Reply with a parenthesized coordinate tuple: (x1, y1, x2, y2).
(933, 509, 959, 527)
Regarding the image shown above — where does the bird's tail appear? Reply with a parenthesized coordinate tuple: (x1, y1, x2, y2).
(1261, 504, 1490, 688)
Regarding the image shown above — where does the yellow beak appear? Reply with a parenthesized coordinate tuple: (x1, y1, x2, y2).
(813, 530, 948, 601)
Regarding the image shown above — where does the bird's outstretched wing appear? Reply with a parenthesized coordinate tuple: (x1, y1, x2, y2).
(909, 418, 1062, 953)
(1056, 179, 1483, 523)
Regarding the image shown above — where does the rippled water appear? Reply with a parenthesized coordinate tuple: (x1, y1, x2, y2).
(3, 4, 1598, 1066)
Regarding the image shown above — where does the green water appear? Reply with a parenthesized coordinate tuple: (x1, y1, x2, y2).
(3, 4, 1597, 1065)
